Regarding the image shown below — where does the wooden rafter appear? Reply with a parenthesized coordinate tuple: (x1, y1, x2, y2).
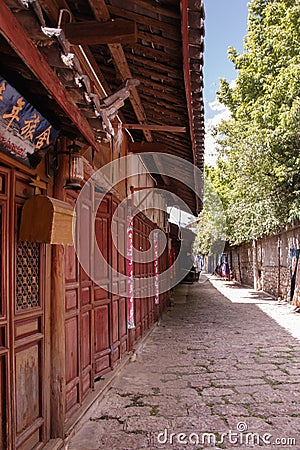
(143, 102, 187, 118)
(129, 142, 167, 153)
(100, 63, 183, 91)
(123, 124, 186, 133)
(0, 0, 101, 151)
(137, 31, 181, 51)
(138, 93, 187, 114)
(108, 5, 180, 38)
(130, 44, 179, 64)
(142, 107, 188, 126)
(88, 0, 152, 142)
(122, 0, 181, 20)
(129, 142, 192, 160)
(127, 53, 182, 77)
(132, 64, 180, 85)
(137, 85, 186, 105)
(138, 77, 184, 98)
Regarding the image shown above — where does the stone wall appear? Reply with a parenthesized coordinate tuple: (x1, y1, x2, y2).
(226, 225, 300, 300)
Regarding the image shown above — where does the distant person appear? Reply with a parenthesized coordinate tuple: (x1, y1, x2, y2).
(221, 260, 230, 280)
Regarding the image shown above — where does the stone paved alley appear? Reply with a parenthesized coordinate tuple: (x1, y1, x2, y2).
(67, 276, 300, 449)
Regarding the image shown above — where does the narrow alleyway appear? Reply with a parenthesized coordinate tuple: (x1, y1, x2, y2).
(67, 276, 300, 450)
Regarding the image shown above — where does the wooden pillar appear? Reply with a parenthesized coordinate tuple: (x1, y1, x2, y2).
(50, 140, 68, 438)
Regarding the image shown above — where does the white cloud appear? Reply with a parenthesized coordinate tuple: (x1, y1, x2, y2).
(204, 78, 236, 166)
(208, 99, 225, 112)
(205, 132, 219, 166)
(204, 99, 232, 166)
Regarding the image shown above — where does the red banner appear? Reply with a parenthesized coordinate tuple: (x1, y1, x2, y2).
(127, 210, 135, 329)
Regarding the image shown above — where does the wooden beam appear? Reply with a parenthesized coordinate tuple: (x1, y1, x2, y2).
(38, 1, 113, 98)
(38, 1, 127, 125)
(36, 0, 60, 23)
(88, 0, 152, 142)
(129, 142, 167, 153)
(88, 0, 110, 20)
(64, 18, 137, 45)
(123, 124, 186, 132)
(109, 45, 152, 141)
(0, 0, 100, 151)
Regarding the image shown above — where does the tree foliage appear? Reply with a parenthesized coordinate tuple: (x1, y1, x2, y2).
(193, 170, 227, 255)
(212, 0, 300, 244)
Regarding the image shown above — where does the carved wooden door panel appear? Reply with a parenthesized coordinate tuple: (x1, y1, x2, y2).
(13, 172, 47, 449)
(0, 166, 48, 449)
(94, 195, 128, 374)
(65, 190, 94, 417)
(94, 194, 111, 376)
(111, 197, 127, 365)
(0, 167, 9, 449)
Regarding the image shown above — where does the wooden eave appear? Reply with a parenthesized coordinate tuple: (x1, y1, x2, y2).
(0, 0, 107, 152)
(0, 0, 205, 214)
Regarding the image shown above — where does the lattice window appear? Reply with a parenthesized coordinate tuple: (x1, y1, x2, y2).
(16, 241, 40, 311)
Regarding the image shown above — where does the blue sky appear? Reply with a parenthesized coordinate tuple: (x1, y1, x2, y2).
(203, 0, 249, 163)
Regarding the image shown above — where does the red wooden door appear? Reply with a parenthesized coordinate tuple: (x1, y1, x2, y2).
(65, 190, 94, 416)
(0, 165, 48, 449)
(132, 214, 155, 343)
(94, 194, 111, 376)
(65, 188, 128, 416)
(111, 198, 127, 364)
(94, 195, 127, 373)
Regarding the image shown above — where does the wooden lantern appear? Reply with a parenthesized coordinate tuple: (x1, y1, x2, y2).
(19, 195, 75, 245)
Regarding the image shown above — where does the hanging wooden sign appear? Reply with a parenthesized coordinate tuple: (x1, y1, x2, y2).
(0, 76, 59, 165)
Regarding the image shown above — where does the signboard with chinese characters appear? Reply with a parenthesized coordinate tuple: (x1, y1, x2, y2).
(0, 77, 59, 165)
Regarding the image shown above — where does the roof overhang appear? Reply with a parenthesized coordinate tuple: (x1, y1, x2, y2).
(0, 0, 205, 214)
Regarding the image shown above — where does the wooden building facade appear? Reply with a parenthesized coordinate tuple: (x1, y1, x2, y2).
(0, 0, 205, 448)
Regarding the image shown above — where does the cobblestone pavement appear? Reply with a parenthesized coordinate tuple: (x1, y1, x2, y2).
(67, 276, 300, 450)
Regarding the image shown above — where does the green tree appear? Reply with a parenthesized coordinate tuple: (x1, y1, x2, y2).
(213, 0, 300, 244)
(193, 171, 227, 255)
